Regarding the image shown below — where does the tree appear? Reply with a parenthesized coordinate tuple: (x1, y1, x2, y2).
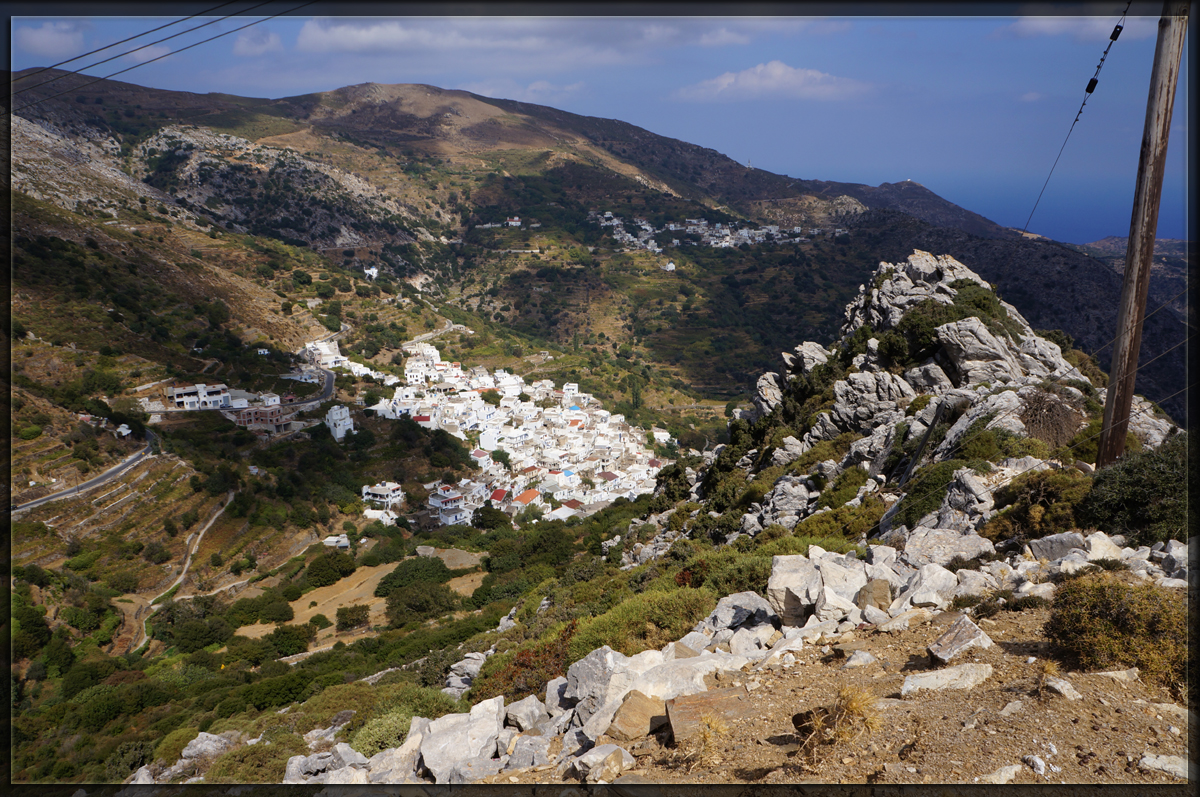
(335, 604, 370, 631)
(385, 583, 458, 625)
(472, 502, 510, 530)
(480, 389, 501, 406)
(490, 449, 511, 470)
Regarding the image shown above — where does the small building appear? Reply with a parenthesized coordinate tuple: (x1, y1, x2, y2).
(362, 481, 405, 508)
(167, 383, 231, 410)
(325, 405, 355, 442)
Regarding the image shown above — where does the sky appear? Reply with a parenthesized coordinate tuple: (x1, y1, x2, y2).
(7, 2, 1191, 244)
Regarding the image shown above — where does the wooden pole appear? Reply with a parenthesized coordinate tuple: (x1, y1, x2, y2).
(1096, 1, 1189, 468)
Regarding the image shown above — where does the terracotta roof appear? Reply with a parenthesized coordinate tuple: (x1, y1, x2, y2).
(515, 489, 541, 505)
(490, 489, 508, 502)
(563, 499, 584, 510)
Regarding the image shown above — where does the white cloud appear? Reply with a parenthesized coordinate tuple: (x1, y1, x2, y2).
(1020, 91, 1043, 102)
(456, 78, 585, 106)
(675, 60, 870, 102)
(15, 22, 85, 59)
(995, 13, 1158, 42)
(234, 29, 283, 57)
(124, 44, 171, 64)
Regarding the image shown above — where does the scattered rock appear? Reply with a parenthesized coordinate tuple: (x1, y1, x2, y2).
(901, 663, 992, 696)
(842, 650, 877, 669)
(1022, 754, 1047, 776)
(978, 763, 1023, 784)
(927, 614, 992, 663)
(1138, 754, 1191, 780)
(1043, 676, 1083, 701)
(181, 732, 233, 760)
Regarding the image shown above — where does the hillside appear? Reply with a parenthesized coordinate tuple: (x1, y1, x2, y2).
(9, 252, 1192, 787)
(6, 69, 1192, 787)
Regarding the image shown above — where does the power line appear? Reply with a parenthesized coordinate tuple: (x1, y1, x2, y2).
(1021, 0, 1132, 235)
(9, 0, 244, 84)
(8, 0, 279, 103)
(10, 1, 319, 116)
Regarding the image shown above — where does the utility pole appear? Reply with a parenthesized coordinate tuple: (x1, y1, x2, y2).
(1097, 1, 1188, 468)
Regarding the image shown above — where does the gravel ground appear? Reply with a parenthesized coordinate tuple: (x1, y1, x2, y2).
(479, 607, 1192, 787)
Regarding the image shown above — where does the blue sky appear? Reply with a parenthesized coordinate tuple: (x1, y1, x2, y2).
(8, 4, 1190, 244)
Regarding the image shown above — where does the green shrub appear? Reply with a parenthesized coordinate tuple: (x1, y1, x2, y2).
(155, 726, 199, 765)
(1007, 595, 1050, 612)
(951, 594, 983, 610)
(105, 739, 156, 781)
(979, 467, 1092, 543)
(374, 556, 452, 598)
(814, 466, 868, 510)
(1075, 432, 1190, 547)
(350, 710, 413, 758)
(206, 732, 307, 782)
(567, 588, 716, 662)
(1044, 572, 1188, 701)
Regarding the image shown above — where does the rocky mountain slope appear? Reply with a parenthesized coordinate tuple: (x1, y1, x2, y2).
(124, 253, 1192, 787)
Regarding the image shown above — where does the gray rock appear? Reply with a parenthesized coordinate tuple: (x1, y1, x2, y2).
(1084, 531, 1124, 562)
(325, 767, 371, 785)
(953, 568, 998, 599)
(444, 754, 505, 784)
(544, 675, 573, 716)
(366, 731, 423, 782)
(1043, 676, 1083, 701)
(693, 591, 776, 634)
(812, 556, 868, 602)
(770, 435, 809, 468)
(560, 728, 594, 760)
(879, 607, 932, 632)
(862, 604, 891, 626)
(901, 663, 993, 696)
(904, 361, 954, 394)
(330, 742, 368, 769)
(181, 732, 233, 760)
(766, 555, 822, 625)
(1028, 531, 1087, 562)
(788, 341, 830, 376)
(927, 614, 993, 663)
(754, 372, 785, 417)
(1138, 754, 1192, 780)
(978, 763, 1024, 784)
(570, 744, 636, 780)
(506, 694, 550, 731)
(1023, 755, 1047, 776)
(728, 624, 774, 658)
(901, 526, 995, 567)
(131, 765, 156, 784)
(505, 734, 552, 769)
(813, 585, 860, 624)
(865, 545, 898, 566)
(935, 316, 1024, 387)
(417, 695, 505, 784)
(842, 650, 877, 669)
(300, 751, 334, 775)
(565, 646, 621, 726)
(890, 563, 958, 612)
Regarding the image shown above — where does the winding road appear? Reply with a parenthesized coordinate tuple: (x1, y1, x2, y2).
(11, 430, 159, 514)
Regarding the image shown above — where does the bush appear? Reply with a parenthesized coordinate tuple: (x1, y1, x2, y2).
(567, 588, 717, 662)
(980, 467, 1093, 544)
(374, 556, 452, 598)
(893, 460, 978, 529)
(1075, 432, 1190, 547)
(1044, 572, 1188, 700)
(385, 583, 459, 625)
(105, 739, 156, 781)
(155, 726, 199, 765)
(336, 604, 370, 631)
(206, 731, 307, 782)
(814, 466, 868, 510)
(350, 710, 414, 758)
(470, 620, 578, 704)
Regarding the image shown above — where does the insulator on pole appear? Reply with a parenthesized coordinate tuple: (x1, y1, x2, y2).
(1086, 77, 1098, 94)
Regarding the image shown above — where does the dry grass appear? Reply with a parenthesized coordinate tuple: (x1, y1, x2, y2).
(793, 686, 882, 765)
(671, 713, 733, 772)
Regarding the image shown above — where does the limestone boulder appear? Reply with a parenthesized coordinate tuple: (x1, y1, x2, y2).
(901, 527, 995, 568)
(766, 555, 822, 626)
(901, 663, 993, 696)
(417, 695, 506, 784)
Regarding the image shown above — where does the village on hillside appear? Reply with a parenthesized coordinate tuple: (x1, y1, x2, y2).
(136, 334, 671, 532)
(364, 340, 669, 529)
(586, 210, 848, 254)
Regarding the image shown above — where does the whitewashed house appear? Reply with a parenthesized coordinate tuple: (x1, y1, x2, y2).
(325, 405, 355, 442)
